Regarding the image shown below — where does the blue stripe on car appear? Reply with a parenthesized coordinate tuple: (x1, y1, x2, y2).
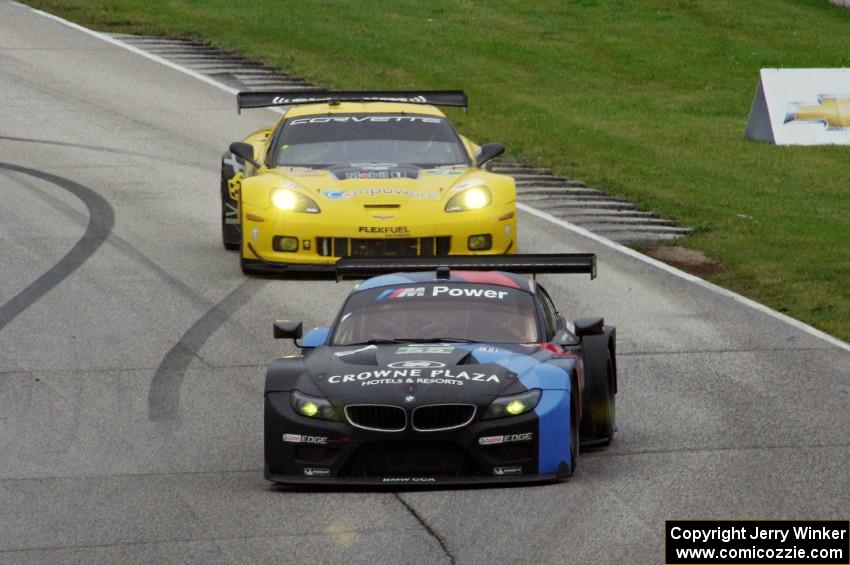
(505, 358, 574, 474)
(534, 389, 572, 473)
(515, 361, 573, 390)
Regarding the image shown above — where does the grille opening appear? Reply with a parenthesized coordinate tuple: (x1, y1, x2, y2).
(294, 445, 343, 464)
(340, 442, 481, 477)
(316, 236, 451, 257)
(487, 443, 534, 462)
(345, 404, 406, 432)
(412, 404, 476, 431)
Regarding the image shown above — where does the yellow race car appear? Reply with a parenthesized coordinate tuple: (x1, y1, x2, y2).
(221, 91, 517, 275)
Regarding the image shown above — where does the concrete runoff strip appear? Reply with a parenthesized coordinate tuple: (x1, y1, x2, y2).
(19, 0, 850, 355)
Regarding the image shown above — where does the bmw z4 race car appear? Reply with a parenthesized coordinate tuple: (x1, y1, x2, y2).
(264, 255, 617, 486)
(221, 91, 517, 275)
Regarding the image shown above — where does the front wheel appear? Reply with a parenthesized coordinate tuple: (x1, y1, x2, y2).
(240, 254, 259, 276)
(566, 388, 579, 476)
(221, 169, 240, 251)
(579, 347, 615, 448)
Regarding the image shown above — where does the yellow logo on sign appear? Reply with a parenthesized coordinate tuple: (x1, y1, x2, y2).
(785, 96, 850, 129)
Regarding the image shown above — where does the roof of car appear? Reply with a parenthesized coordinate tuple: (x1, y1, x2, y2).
(355, 270, 535, 293)
(283, 101, 448, 118)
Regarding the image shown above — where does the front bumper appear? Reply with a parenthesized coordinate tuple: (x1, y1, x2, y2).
(264, 390, 572, 486)
(240, 201, 517, 267)
(264, 471, 562, 487)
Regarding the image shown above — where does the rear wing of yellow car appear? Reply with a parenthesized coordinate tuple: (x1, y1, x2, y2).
(335, 254, 597, 280)
(236, 90, 468, 114)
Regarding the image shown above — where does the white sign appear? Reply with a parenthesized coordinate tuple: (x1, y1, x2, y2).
(745, 68, 850, 145)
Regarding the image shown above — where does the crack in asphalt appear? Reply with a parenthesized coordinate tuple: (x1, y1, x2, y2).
(583, 442, 850, 458)
(0, 162, 114, 333)
(394, 493, 456, 565)
(0, 134, 204, 168)
(0, 527, 424, 556)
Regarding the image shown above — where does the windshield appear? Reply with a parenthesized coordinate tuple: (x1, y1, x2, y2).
(273, 114, 469, 167)
(331, 283, 540, 345)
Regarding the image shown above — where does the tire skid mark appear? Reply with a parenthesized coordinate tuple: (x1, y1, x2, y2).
(148, 278, 266, 422)
(1, 150, 266, 424)
(1, 168, 264, 422)
(4, 170, 224, 312)
(0, 162, 113, 332)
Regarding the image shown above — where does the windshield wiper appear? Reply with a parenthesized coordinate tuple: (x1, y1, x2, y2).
(393, 337, 482, 343)
(279, 164, 331, 169)
(413, 163, 466, 169)
(341, 337, 481, 346)
(341, 338, 409, 346)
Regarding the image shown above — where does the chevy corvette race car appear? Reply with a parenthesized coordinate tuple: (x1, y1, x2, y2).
(264, 255, 617, 486)
(221, 90, 517, 275)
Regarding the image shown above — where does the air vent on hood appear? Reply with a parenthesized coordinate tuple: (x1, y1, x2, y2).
(412, 404, 476, 431)
(345, 404, 406, 432)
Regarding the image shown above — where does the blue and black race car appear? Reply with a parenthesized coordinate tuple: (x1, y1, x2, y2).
(265, 254, 617, 485)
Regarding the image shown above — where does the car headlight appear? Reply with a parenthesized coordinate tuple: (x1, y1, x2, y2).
(291, 390, 341, 421)
(445, 187, 491, 212)
(482, 389, 541, 419)
(271, 189, 321, 213)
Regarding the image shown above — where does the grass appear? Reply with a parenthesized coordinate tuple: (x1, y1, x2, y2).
(23, 0, 850, 341)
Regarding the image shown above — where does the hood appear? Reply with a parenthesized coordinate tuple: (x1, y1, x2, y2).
(301, 343, 562, 406)
(268, 164, 492, 207)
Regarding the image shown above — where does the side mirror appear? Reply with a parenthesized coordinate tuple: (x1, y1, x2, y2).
(301, 327, 330, 348)
(273, 320, 303, 340)
(229, 141, 261, 169)
(475, 143, 505, 168)
(574, 317, 604, 337)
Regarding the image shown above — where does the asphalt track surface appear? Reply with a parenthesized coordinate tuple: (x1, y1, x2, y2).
(0, 3, 848, 564)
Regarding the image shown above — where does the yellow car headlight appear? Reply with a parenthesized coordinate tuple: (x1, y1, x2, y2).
(271, 189, 321, 213)
(445, 187, 491, 212)
(482, 389, 542, 420)
(291, 390, 341, 421)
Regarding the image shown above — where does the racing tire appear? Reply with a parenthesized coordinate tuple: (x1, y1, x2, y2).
(567, 388, 579, 476)
(221, 167, 241, 251)
(579, 346, 615, 448)
(240, 254, 259, 276)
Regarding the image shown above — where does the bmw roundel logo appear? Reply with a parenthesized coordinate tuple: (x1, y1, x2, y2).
(387, 360, 446, 369)
(404, 395, 416, 403)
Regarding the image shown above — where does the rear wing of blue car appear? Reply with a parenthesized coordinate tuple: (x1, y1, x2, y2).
(335, 254, 597, 280)
(237, 90, 468, 114)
